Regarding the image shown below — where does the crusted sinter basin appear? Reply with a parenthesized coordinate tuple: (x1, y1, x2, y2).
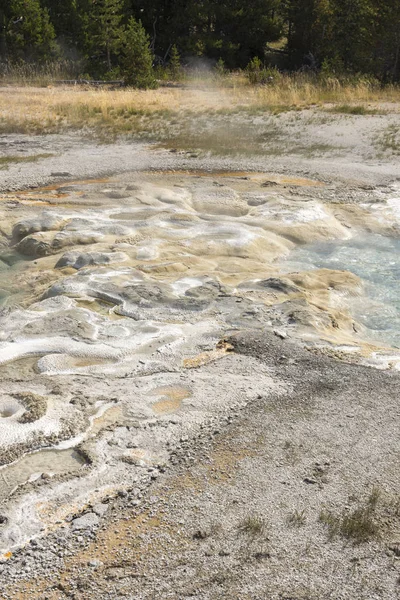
(0, 171, 400, 555)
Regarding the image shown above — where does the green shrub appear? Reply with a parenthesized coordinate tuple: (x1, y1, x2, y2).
(246, 58, 280, 85)
(215, 58, 227, 77)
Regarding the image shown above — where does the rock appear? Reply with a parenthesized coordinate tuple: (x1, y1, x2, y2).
(92, 503, 109, 517)
(254, 551, 271, 560)
(14, 232, 53, 257)
(12, 214, 65, 242)
(388, 543, 400, 557)
(88, 559, 103, 568)
(193, 530, 208, 540)
(259, 277, 300, 294)
(55, 251, 128, 270)
(303, 477, 318, 485)
(71, 513, 99, 531)
(273, 329, 288, 340)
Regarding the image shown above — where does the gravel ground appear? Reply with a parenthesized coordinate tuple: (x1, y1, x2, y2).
(2, 331, 400, 599)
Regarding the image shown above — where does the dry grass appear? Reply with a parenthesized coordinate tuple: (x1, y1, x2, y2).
(0, 154, 54, 168)
(0, 76, 399, 140)
(238, 514, 267, 537)
(319, 488, 384, 544)
(319, 505, 380, 544)
(326, 104, 385, 115)
(0, 60, 82, 87)
(375, 124, 400, 155)
(287, 509, 307, 527)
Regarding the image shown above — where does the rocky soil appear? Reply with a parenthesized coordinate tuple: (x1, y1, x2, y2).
(2, 332, 400, 599)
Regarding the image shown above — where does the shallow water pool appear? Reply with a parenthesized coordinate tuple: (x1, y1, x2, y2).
(0, 251, 31, 307)
(0, 448, 87, 502)
(282, 234, 400, 348)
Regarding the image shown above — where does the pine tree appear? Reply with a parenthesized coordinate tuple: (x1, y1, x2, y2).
(91, 0, 125, 71)
(168, 44, 182, 80)
(330, 0, 375, 72)
(41, 0, 90, 57)
(6, 0, 56, 61)
(121, 17, 157, 88)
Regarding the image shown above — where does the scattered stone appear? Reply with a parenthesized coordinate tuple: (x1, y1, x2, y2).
(254, 551, 271, 560)
(71, 513, 99, 531)
(273, 329, 288, 340)
(92, 503, 109, 517)
(259, 278, 300, 294)
(193, 530, 208, 540)
(14, 392, 47, 424)
(88, 559, 103, 568)
(55, 251, 128, 270)
(388, 543, 400, 557)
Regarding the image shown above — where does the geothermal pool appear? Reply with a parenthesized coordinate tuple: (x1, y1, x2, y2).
(283, 234, 400, 348)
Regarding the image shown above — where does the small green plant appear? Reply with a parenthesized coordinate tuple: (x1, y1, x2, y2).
(103, 66, 122, 81)
(327, 104, 381, 115)
(287, 509, 306, 527)
(246, 57, 277, 85)
(238, 514, 266, 537)
(376, 124, 400, 155)
(368, 486, 381, 510)
(168, 45, 182, 81)
(319, 489, 382, 544)
(215, 58, 227, 78)
(320, 56, 346, 79)
(0, 153, 54, 169)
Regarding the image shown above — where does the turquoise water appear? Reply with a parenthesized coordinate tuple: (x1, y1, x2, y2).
(283, 234, 400, 348)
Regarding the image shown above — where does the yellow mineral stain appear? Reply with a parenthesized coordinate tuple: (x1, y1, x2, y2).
(143, 169, 323, 187)
(150, 385, 191, 414)
(70, 357, 115, 368)
(183, 340, 234, 369)
(91, 404, 122, 435)
(18, 177, 110, 195)
(76, 299, 124, 320)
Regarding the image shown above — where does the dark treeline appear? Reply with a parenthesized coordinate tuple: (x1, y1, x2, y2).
(0, 0, 399, 83)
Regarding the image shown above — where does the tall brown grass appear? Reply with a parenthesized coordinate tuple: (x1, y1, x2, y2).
(0, 60, 82, 87)
(0, 72, 399, 137)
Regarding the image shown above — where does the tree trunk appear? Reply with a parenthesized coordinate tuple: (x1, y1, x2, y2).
(106, 42, 111, 69)
(394, 36, 400, 82)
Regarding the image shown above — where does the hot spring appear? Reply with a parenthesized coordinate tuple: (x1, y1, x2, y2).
(283, 234, 400, 348)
